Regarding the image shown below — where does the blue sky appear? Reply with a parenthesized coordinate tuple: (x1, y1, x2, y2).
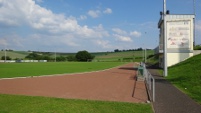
(0, 0, 200, 52)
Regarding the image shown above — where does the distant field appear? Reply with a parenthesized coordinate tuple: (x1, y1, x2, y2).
(93, 50, 154, 62)
(0, 50, 154, 62)
(0, 62, 126, 78)
(0, 51, 27, 59)
(0, 94, 153, 113)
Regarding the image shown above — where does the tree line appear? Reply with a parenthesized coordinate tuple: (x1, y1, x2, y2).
(1, 50, 94, 62)
(114, 48, 152, 52)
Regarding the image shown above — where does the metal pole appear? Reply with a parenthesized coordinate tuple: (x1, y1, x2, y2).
(144, 32, 147, 63)
(4, 47, 7, 63)
(145, 48, 147, 63)
(142, 47, 144, 62)
(193, 0, 196, 46)
(163, 0, 168, 76)
(55, 50, 57, 62)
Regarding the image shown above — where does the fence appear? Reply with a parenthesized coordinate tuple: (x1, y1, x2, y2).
(138, 63, 155, 102)
(0, 60, 47, 63)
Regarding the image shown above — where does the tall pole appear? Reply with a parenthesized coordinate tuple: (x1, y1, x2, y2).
(55, 50, 57, 62)
(144, 32, 147, 63)
(142, 44, 144, 62)
(163, 0, 168, 76)
(145, 48, 147, 63)
(193, 0, 196, 46)
(4, 47, 7, 63)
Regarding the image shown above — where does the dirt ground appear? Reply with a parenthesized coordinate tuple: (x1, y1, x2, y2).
(0, 63, 148, 103)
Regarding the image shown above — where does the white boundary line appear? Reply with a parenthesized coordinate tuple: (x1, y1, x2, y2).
(0, 63, 135, 80)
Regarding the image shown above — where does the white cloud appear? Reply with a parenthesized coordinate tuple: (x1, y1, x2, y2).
(87, 10, 101, 18)
(95, 40, 110, 48)
(113, 34, 132, 42)
(0, 0, 108, 38)
(35, 0, 43, 3)
(0, 0, 112, 51)
(112, 28, 127, 35)
(103, 8, 112, 14)
(0, 38, 7, 46)
(94, 39, 119, 50)
(130, 31, 141, 37)
(93, 24, 110, 38)
(112, 28, 141, 42)
(79, 15, 87, 20)
(87, 8, 112, 18)
(0, 34, 25, 49)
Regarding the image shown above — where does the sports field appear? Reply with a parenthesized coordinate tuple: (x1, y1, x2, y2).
(0, 62, 125, 78)
(0, 62, 153, 113)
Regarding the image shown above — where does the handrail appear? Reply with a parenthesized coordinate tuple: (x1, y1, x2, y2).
(142, 63, 155, 102)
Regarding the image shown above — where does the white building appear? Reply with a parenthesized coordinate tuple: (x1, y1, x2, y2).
(156, 14, 195, 68)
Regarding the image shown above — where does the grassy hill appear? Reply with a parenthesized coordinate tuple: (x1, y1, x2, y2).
(93, 50, 154, 62)
(0, 51, 28, 59)
(0, 50, 154, 62)
(167, 54, 201, 104)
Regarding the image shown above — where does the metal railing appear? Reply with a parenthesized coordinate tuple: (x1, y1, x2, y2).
(142, 63, 155, 102)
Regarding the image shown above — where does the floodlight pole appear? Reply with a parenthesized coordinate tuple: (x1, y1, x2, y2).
(144, 32, 147, 63)
(55, 50, 57, 62)
(145, 48, 146, 63)
(142, 44, 144, 62)
(163, 0, 168, 76)
(4, 47, 7, 63)
(193, 0, 196, 46)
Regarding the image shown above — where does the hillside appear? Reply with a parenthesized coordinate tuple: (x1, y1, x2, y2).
(93, 50, 154, 62)
(0, 50, 154, 62)
(167, 54, 201, 104)
(0, 51, 28, 59)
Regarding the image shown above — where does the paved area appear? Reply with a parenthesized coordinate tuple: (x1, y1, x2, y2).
(0, 63, 148, 103)
(147, 65, 201, 113)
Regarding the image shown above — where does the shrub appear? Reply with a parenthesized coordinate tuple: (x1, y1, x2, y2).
(75, 50, 94, 62)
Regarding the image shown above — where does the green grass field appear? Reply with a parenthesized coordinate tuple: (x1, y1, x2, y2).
(167, 54, 201, 104)
(0, 62, 126, 78)
(0, 94, 153, 113)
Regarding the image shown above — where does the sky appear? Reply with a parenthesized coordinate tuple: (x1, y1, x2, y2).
(0, 0, 201, 52)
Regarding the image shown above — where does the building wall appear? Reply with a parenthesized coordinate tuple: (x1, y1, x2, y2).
(194, 50, 201, 56)
(167, 53, 193, 66)
(158, 14, 195, 68)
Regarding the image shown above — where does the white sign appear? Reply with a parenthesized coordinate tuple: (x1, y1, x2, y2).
(167, 20, 191, 49)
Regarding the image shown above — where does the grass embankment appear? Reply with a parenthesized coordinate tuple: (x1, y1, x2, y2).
(167, 54, 201, 104)
(0, 94, 153, 113)
(0, 62, 125, 78)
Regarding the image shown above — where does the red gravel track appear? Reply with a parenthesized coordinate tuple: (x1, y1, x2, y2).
(0, 63, 148, 103)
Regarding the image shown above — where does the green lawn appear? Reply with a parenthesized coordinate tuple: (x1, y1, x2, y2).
(0, 94, 153, 113)
(0, 62, 126, 78)
(167, 54, 201, 104)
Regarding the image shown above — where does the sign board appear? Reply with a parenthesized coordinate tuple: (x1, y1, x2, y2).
(167, 20, 191, 49)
